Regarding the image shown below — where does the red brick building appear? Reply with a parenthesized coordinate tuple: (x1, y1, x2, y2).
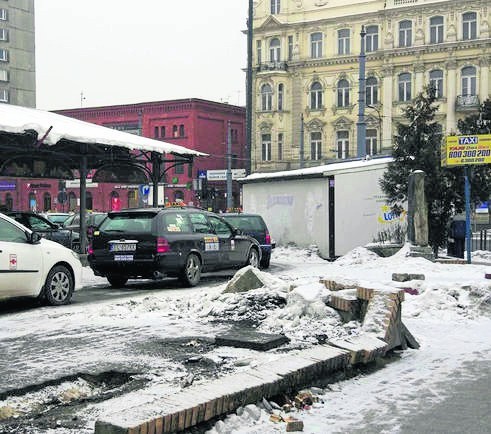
(0, 99, 246, 212)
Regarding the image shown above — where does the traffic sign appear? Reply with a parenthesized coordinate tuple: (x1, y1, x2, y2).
(139, 184, 150, 195)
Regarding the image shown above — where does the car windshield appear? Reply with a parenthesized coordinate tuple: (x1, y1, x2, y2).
(223, 215, 265, 232)
(99, 213, 155, 233)
(47, 214, 70, 224)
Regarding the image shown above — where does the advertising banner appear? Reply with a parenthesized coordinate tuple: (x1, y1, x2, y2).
(443, 134, 491, 166)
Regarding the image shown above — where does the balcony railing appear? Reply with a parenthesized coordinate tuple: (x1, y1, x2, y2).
(257, 61, 288, 72)
(456, 95, 480, 111)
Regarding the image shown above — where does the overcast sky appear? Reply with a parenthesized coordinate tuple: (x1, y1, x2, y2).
(35, 0, 248, 111)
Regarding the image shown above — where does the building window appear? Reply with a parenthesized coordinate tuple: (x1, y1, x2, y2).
(43, 193, 51, 212)
(278, 133, 283, 160)
(366, 129, 378, 155)
(261, 83, 273, 111)
(430, 16, 444, 44)
(0, 69, 7, 82)
(128, 190, 137, 208)
(160, 126, 166, 137)
(261, 134, 272, 161)
(269, 38, 281, 62)
(310, 81, 323, 110)
(175, 162, 184, 174)
(310, 132, 322, 160)
(179, 124, 185, 137)
(5, 193, 12, 211)
(256, 40, 262, 65)
(462, 12, 477, 40)
(69, 192, 78, 212)
(398, 72, 412, 102)
(0, 28, 8, 41)
(365, 25, 378, 52)
(0, 88, 8, 102)
(0, 48, 7, 62)
(0, 9, 7, 21)
(271, 0, 280, 14)
(399, 20, 412, 47)
(366, 77, 378, 105)
(338, 29, 350, 55)
(461, 66, 476, 96)
(277, 83, 284, 111)
(429, 69, 444, 98)
(172, 125, 178, 137)
(154, 126, 159, 138)
(336, 131, 349, 159)
(337, 79, 350, 107)
(288, 35, 293, 60)
(311, 32, 323, 58)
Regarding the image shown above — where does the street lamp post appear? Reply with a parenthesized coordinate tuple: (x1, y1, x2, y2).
(367, 104, 382, 155)
(356, 26, 367, 158)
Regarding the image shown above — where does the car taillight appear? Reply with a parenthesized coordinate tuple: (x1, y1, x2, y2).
(157, 237, 170, 253)
(87, 243, 94, 255)
(265, 232, 271, 245)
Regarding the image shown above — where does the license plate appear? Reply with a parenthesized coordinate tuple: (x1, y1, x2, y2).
(114, 255, 133, 261)
(110, 243, 136, 252)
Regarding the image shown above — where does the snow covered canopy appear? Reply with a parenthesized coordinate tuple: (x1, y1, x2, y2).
(0, 103, 206, 181)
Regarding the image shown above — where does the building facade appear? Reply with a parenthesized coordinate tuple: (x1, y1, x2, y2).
(252, 0, 491, 172)
(0, 0, 35, 107)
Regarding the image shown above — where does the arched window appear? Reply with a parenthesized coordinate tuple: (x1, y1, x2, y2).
(28, 192, 36, 211)
(310, 32, 323, 58)
(179, 124, 185, 137)
(128, 190, 138, 208)
(43, 192, 51, 212)
(86, 191, 93, 210)
(261, 83, 273, 111)
(337, 79, 350, 107)
(461, 66, 476, 96)
(310, 82, 323, 110)
(429, 70, 444, 98)
(68, 192, 77, 212)
(462, 12, 477, 40)
(398, 73, 412, 102)
(269, 38, 280, 62)
(430, 16, 444, 44)
(399, 20, 412, 47)
(336, 131, 349, 159)
(5, 193, 12, 211)
(310, 132, 322, 160)
(366, 77, 378, 105)
(278, 83, 284, 111)
(261, 134, 272, 161)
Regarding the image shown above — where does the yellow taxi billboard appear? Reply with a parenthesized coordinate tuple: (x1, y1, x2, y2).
(443, 134, 491, 166)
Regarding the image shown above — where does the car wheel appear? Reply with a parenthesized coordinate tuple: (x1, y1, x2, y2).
(247, 247, 260, 268)
(180, 253, 201, 287)
(107, 275, 128, 288)
(44, 265, 74, 306)
(260, 255, 270, 269)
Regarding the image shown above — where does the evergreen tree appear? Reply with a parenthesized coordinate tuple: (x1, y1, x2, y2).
(379, 87, 491, 256)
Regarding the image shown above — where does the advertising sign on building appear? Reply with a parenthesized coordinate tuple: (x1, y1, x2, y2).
(443, 134, 491, 166)
(207, 169, 247, 181)
(0, 181, 16, 191)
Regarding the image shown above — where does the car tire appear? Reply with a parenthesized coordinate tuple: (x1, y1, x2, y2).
(107, 275, 128, 288)
(44, 265, 74, 306)
(260, 255, 270, 269)
(246, 247, 260, 268)
(180, 253, 201, 287)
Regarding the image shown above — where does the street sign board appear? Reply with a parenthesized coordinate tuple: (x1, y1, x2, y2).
(443, 134, 491, 166)
(207, 169, 247, 181)
(139, 184, 150, 195)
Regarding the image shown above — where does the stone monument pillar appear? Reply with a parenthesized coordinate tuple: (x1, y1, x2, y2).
(407, 170, 434, 260)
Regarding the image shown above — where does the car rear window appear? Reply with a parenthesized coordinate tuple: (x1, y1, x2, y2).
(223, 215, 265, 232)
(99, 213, 155, 233)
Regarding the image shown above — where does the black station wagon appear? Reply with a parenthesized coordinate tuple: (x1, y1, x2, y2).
(87, 206, 262, 287)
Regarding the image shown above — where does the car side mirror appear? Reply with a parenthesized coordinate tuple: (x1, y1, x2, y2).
(29, 231, 42, 244)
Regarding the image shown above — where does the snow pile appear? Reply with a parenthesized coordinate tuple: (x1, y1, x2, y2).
(272, 244, 326, 264)
(334, 246, 380, 266)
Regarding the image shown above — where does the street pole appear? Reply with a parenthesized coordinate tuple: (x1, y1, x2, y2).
(246, 0, 253, 175)
(300, 114, 305, 168)
(356, 26, 367, 158)
(226, 121, 233, 210)
(464, 166, 471, 264)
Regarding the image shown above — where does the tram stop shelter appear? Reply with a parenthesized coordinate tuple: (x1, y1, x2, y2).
(0, 103, 207, 253)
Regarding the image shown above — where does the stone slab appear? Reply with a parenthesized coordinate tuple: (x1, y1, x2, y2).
(215, 330, 290, 351)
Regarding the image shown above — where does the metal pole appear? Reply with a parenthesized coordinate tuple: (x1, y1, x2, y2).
(300, 114, 304, 168)
(152, 152, 160, 207)
(245, 0, 253, 175)
(356, 25, 367, 158)
(226, 121, 233, 210)
(79, 153, 87, 254)
(465, 166, 472, 264)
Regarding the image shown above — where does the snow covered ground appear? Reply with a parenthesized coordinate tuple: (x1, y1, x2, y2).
(1, 245, 490, 433)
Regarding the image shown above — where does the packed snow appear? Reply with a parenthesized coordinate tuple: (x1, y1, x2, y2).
(0, 244, 490, 433)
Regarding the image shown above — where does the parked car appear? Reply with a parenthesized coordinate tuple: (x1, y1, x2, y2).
(0, 212, 82, 305)
(221, 212, 275, 268)
(88, 206, 262, 287)
(5, 211, 80, 252)
(43, 212, 72, 225)
(63, 212, 107, 238)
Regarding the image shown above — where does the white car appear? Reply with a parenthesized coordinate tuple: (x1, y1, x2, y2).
(0, 212, 82, 305)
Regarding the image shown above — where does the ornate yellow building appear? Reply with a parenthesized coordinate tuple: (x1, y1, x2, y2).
(251, 0, 491, 172)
